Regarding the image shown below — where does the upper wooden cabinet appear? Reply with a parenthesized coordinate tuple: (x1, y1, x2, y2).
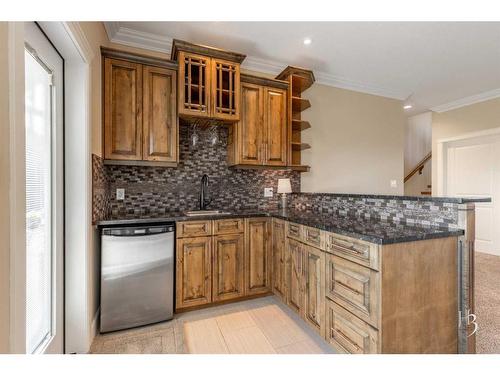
(102, 48, 178, 166)
(227, 75, 288, 167)
(104, 58, 143, 161)
(172, 39, 245, 122)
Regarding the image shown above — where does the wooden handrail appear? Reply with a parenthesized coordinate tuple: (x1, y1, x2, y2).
(404, 152, 432, 183)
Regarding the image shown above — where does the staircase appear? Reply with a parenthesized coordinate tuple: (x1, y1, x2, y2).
(404, 152, 432, 196)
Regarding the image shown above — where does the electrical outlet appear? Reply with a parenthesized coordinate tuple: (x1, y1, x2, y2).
(116, 188, 125, 200)
(264, 187, 273, 197)
(390, 180, 398, 188)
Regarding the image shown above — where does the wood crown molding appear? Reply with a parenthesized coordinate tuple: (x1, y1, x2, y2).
(430, 88, 500, 113)
(104, 22, 408, 100)
(240, 73, 288, 90)
(101, 47, 178, 70)
(171, 39, 246, 63)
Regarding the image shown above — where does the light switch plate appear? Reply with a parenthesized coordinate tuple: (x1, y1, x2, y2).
(116, 188, 125, 200)
(264, 187, 273, 197)
(390, 180, 398, 188)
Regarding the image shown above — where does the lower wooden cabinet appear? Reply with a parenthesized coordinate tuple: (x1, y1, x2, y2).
(272, 219, 286, 300)
(303, 244, 325, 335)
(286, 238, 304, 315)
(212, 233, 245, 302)
(325, 299, 379, 354)
(176, 236, 212, 309)
(176, 218, 270, 311)
(245, 218, 271, 295)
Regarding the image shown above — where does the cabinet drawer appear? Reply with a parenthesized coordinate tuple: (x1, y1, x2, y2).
(325, 232, 380, 271)
(286, 222, 303, 241)
(303, 226, 325, 250)
(177, 220, 212, 238)
(325, 300, 379, 354)
(213, 218, 244, 235)
(326, 254, 380, 328)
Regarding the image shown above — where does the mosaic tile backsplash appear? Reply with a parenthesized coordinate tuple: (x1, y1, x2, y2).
(92, 124, 300, 222)
(288, 193, 459, 229)
(92, 123, 459, 229)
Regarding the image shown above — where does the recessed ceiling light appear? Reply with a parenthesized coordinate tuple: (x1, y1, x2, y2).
(303, 38, 312, 45)
(403, 104, 413, 110)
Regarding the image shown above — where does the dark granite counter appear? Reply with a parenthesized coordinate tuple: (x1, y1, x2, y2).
(96, 209, 464, 245)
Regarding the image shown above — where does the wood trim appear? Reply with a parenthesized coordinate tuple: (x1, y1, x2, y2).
(101, 47, 177, 70)
(171, 39, 246, 63)
(240, 73, 289, 89)
(103, 159, 178, 168)
(275, 66, 315, 88)
(404, 152, 432, 183)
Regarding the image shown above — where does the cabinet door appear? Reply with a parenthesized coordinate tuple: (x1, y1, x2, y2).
(212, 58, 240, 121)
(176, 236, 212, 309)
(325, 299, 379, 354)
(286, 238, 304, 315)
(212, 234, 245, 302)
(263, 87, 287, 166)
(143, 66, 178, 162)
(104, 57, 142, 160)
(238, 83, 264, 165)
(178, 51, 211, 118)
(272, 219, 286, 300)
(303, 244, 325, 335)
(244, 218, 271, 295)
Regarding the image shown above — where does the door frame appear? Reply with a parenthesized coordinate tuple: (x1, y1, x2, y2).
(7, 22, 93, 354)
(436, 126, 500, 196)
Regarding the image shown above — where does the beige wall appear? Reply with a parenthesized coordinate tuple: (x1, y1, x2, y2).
(432, 98, 500, 194)
(0, 21, 11, 353)
(301, 84, 405, 194)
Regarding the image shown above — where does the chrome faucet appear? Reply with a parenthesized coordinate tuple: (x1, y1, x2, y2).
(199, 174, 212, 210)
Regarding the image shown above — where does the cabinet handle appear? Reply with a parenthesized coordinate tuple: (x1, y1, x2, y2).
(334, 328, 361, 352)
(330, 238, 368, 256)
(334, 280, 362, 296)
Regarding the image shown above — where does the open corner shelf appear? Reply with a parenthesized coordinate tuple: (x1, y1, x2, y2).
(276, 66, 315, 172)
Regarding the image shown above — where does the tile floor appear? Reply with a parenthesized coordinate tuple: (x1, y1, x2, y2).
(90, 296, 335, 354)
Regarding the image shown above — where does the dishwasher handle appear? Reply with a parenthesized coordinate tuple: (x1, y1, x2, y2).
(102, 225, 174, 237)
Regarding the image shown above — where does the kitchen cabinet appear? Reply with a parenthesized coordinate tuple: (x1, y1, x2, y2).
(142, 65, 178, 162)
(102, 48, 178, 166)
(245, 218, 271, 295)
(286, 238, 304, 315)
(212, 233, 245, 302)
(103, 58, 143, 161)
(272, 219, 286, 300)
(176, 236, 212, 309)
(172, 40, 245, 122)
(302, 244, 325, 335)
(227, 75, 288, 168)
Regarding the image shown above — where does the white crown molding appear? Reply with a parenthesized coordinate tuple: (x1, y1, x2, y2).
(64, 22, 94, 62)
(431, 88, 500, 113)
(103, 22, 408, 100)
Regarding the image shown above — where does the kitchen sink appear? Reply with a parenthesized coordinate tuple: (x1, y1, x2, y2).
(184, 210, 232, 217)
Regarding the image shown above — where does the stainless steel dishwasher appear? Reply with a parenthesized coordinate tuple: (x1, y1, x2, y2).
(100, 224, 174, 333)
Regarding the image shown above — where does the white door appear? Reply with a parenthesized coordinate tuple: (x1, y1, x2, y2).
(24, 22, 64, 354)
(445, 133, 500, 256)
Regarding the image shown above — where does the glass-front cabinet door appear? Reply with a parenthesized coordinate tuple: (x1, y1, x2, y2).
(211, 58, 240, 121)
(178, 51, 211, 118)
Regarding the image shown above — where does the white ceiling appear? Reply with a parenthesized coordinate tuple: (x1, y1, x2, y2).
(105, 22, 500, 114)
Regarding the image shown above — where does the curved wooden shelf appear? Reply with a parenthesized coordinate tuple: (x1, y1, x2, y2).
(291, 142, 311, 151)
(292, 97, 311, 112)
(292, 119, 311, 131)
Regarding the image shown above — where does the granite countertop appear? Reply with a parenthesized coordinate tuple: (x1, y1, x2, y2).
(96, 209, 464, 245)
